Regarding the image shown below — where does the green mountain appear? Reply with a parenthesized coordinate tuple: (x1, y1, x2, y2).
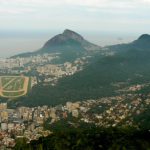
(12, 34, 150, 107)
(39, 29, 100, 52)
(13, 29, 101, 59)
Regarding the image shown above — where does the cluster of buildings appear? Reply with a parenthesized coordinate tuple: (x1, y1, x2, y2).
(37, 58, 86, 77)
(0, 53, 59, 75)
(0, 54, 89, 86)
(0, 103, 52, 149)
(37, 57, 88, 85)
(117, 83, 149, 93)
(1, 92, 150, 149)
(0, 53, 59, 70)
(83, 95, 143, 127)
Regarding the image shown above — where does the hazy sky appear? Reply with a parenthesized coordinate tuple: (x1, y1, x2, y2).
(1, 0, 150, 57)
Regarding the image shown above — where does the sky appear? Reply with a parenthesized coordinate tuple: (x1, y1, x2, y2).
(1, 0, 150, 57)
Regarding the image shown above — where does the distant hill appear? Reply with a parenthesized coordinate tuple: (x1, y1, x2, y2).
(40, 29, 100, 52)
(12, 29, 101, 58)
(108, 34, 150, 52)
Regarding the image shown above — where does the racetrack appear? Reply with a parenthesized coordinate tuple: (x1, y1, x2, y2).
(0, 76, 29, 99)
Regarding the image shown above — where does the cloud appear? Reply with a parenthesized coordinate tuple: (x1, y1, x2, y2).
(0, 7, 35, 15)
(0, 0, 63, 6)
(0, 0, 150, 34)
(65, 0, 148, 7)
(0, 0, 150, 15)
(0, 0, 61, 14)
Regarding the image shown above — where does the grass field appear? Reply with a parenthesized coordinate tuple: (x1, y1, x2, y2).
(2, 91, 25, 97)
(0, 76, 29, 99)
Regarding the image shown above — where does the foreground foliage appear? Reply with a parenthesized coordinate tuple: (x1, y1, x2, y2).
(14, 125, 150, 150)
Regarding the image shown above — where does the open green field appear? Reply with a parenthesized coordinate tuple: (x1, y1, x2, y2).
(0, 76, 29, 99)
(1, 77, 13, 86)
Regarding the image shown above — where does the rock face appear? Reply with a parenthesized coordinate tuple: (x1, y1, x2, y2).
(63, 29, 84, 41)
(43, 29, 85, 49)
(40, 29, 100, 52)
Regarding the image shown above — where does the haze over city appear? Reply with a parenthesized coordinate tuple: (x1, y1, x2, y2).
(1, 0, 150, 57)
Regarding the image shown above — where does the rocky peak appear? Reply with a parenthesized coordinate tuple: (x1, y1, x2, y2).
(62, 29, 84, 41)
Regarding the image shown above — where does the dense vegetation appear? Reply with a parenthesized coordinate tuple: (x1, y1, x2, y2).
(14, 124, 150, 150)
(13, 48, 150, 107)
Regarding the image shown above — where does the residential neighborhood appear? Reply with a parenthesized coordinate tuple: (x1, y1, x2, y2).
(0, 92, 149, 149)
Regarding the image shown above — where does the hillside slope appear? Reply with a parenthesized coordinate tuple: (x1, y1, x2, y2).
(13, 29, 101, 59)
(10, 34, 150, 107)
